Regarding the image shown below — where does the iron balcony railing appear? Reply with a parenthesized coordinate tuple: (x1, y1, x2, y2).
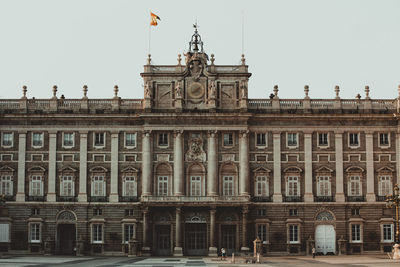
(283, 196, 303, 202)
(56, 196, 77, 202)
(314, 196, 335, 202)
(346, 196, 365, 202)
(252, 196, 272, 202)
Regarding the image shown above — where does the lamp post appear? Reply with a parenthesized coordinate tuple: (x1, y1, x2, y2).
(386, 184, 400, 259)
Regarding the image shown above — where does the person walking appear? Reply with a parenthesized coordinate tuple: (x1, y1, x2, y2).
(221, 248, 226, 260)
(312, 246, 316, 258)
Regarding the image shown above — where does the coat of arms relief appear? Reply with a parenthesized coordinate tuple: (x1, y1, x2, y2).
(185, 138, 206, 162)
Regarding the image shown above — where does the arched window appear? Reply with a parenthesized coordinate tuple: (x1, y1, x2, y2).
(154, 163, 172, 196)
(28, 166, 46, 197)
(121, 166, 139, 198)
(377, 166, 394, 197)
(186, 163, 205, 196)
(284, 167, 302, 199)
(59, 167, 77, 197)
(252, 167, 271, 198)
(315, 166, 333, 197)
(90, 166, 108, 198)
(346, 166, 364, 197)
(220, 163, 238, 196)
(0, 166, 14, 197)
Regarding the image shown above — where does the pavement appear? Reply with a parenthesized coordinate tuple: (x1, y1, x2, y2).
(0, 254, 397, 267)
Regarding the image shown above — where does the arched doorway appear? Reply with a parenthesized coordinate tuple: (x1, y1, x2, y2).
(184, 212, 207, 256)
(153, 212, 172, 256)
(315, 211, 336, 255)
(56, 210, 77, 255)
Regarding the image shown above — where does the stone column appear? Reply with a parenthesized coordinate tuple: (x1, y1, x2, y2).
(208, 208, 217, 256)
(141, 131, 152, 196)
(16, 132, 27, 202)
(397, 132, 400, 185)
(78, 132, 88, 202)
(241, 207, 249, 252)
(174, 130, 184, 196)
(47, 131, 57, 202)
(142, 209, 151, 255)
(272, 132, 282, 202)
(173, 207, 183, 256)
(335, 132, 345, 202)
(239, 131, 249, 196)
(207, 131, 218, 196)
(110, 132, 119, 202)
(365, 132, 376, 202)
(304, 132, 313, 202)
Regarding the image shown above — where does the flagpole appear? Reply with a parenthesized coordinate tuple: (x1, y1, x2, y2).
(241, 9, 244, 55)
(148, 11, 151, 55)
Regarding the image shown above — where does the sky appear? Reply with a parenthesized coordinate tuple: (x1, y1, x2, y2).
(0, 0, 399, 100)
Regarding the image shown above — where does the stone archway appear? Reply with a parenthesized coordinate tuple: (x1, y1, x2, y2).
(315, 211, 336, 255)
(56, 210, 77, 255)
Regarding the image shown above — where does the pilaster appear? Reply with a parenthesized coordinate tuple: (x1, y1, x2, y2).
(110, 132, 119, 202)
(47, 131, 57, 202)
(241, 206, 250, 252)
(142, 131, 152, 196)
(173, 207, 183, 256)
(207, 131, 218, 196)
(173, 130, 184, 196)
(16, 132, 27, 202)
(272, 132, 282, 202)
(239, 130, 249, 196)
(335, 132, 345, 202)
(78, 131, 88, 202)
(304, 132, 313, 202)
(208, 208, 217, 256)
(365, 132, 376, 202)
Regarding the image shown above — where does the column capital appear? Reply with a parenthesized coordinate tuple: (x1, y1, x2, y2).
(48, 130, 58, 135)
(79, 130, 88, 135)
(242, 206, 249, 214)
(303, 130, 313, 135)
(207, 130, 218, 138)
(173, 129, 184, 137)
(334, 130, 344, 135)
(142, 130, 152, 136)
(239, 130, 249, 138)
(18, 131, 27, 136)
(364, 130, 374, 135)
(272, 131, 281, 137)
(111, 131, 120, 136)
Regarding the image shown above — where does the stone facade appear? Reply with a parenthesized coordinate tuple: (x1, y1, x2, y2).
(0, 28, 399, 256)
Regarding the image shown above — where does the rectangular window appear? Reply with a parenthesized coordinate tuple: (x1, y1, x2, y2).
(60, 176, 74, 196)
(349, 133, 359, 147)
(348, 176, 361, 196)
(379, 176, 392, 196)
(32, 133, 43, 147)
(351, 224, 361, 242)
(158, 133, 168, 147)
(1, 133, 13, 147)
(93, 208, 102, 216)
(0, 224, 9, 242)
(257, 224, 267, 242)
(0, 175, 12, 196)
(379, 133, 389, 146)
(125, 133, 136, 147)
(287, 133, 297, 147)
(383, 224, 394, 242)
(286, 176, 299, 196)
(125, 209, 134, 216)
(289, 225, 299, 243)
(124, 224, 135, 243)
(256, 133, 266, 147)
(223, 133, 233, 146)
(190, 176, 202, 196)
(94, 133, 105, 147)
(92, 224, 103, 243)
(123, 176, 137, 196)
(92, 176, 105, 196)
(32, 208, 40, 215)
(255, 176, 268, 196)
(30, 176, 43, 196)
(317, 176, 331, 196)
(223, 176, 234, 196)
(318, 133, 328, 146)
(63, 132, 74, 147)
(351, 208, 360, 216)
(289, 208, 298, 216)
(157, 176, 168, 196)
(30, 223, 41, 243)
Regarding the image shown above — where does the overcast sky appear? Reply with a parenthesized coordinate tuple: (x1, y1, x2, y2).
(1, 0, 399, 100)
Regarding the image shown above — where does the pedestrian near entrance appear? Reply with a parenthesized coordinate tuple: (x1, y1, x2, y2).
(221, 248, 226, 260)
(312, 246, 316, 258)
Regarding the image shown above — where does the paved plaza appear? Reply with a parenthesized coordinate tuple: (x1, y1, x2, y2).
(0, 255, 398, 267)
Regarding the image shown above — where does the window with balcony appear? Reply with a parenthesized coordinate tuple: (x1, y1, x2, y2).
(223, 133, 234, 147)
(32, 132, 43, 147)
(94, 132, 105, 147)
(190, 176, 201, 196)
(29, 223, 41, 243)
(92, 176, 105, 197)
(1, 132, 13, 147)
(317, 176, 331, 196)
(318, 133, 328, 147)
(0, 175, 13, 196)
(256, 133, 267, 147)
(379, 176, 392, 196)
(223, 176, 234, 196)
(125, 133, 136, 148)
(123, 176, 137, 197)
(158, 133, 168, 147)
(379, 133, 389, 147)
(63, 132, 74, 147)
(30, 176, 43, 196)
(255, 176, 269, 197)
(348, 176, 361, 196)
(157, 176, 168, 196)
(92, 224, 103, 244)
(286, 176, 300, 197)
(60, 176, 74, 196)
(288, 224, 299, 243)
(287, 133, 298, 147)
(349, 133, 359, 147)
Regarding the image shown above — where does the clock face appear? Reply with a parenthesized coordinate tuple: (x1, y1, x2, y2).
(188, 82, 205, 99)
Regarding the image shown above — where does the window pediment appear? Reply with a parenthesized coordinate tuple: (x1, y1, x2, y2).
(376, 166, 394, 173)
(59, 166, 77, 173)
(89, 166, 108, 173)
(28, 166, 46, 173)
(345, 166, 364, 173)
(315, 166, 333, 174)
(0, 166, 15, 173)
(121, 166, 139, 173)
(253, 167, 271, 174)
(283, 166, 302, 173)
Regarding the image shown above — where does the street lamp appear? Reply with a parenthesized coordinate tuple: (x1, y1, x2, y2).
(386, 184, 400, 259)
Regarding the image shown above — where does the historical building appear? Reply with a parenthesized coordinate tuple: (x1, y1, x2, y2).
(0, 27, 399, 256)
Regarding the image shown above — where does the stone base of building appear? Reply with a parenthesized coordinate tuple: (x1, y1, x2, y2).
(141, 246, 151, 256)
(208, 246, 218, 256)
(173, 246, 183, 256)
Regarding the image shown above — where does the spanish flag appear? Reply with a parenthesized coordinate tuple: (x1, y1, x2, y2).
(150, 12, 161, 26)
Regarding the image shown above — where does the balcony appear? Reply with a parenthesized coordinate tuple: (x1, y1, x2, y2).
(119, 196, 139, 202)
(252, 196, 272, 202)
(88, 196, 108, 202)
(141, 195, 250, 203)
(376, 196, 387, 202)
(56, 196, 77, 202)
(26, 195, 46, 202)
(314, 196, 335, 202)
(346, 196, 365, 202)
(3, 195, 15, 201)
(283, 196, 303, 202)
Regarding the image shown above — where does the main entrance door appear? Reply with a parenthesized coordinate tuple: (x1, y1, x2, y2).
(221, 225, 236, 256)
(315, 225, 336, 255)
(185, 223, 207, 255)
(57, 224, 76, 255)
(155, 225, 171, 256)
